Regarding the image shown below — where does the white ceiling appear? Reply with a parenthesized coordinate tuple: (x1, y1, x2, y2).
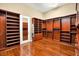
(26, 3, 65, 13)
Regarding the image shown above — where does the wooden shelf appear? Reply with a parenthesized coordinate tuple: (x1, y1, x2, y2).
(7, 39, 19, 42)
(7, 30, 19, 32)
(7, 19, 19, 22)
(0, 9, 20, 49)
(7, 41, 20, 46)
(7, 23, 19, 25)
(7, 26, 19, 28)
(7, 35, 19, 38)
(7, 13, 20, 46)
(7, 33, 19, 35)
(7, 16, 19, 20)
(60, 39, 70, 42)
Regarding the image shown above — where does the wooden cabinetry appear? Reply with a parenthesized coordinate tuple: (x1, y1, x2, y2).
(32, 14, 76, 44)
(41, 20, 46, 37)
(53, 18, 60, 41)
(0, 15, 6, 50)
(76, 14, 79, 49)
(60, 15, 76, 43)
(70, 16, 76, 43)
(0, 9, 20, 50)
(60, 17, 71, 43)
(46, 19, 53, 39)
(6, 11, 20, 47)
(32, 18, 43, 41)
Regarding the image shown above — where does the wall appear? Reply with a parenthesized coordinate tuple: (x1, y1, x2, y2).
(0, 3, 43, 19)
(44, 3, 76, 19)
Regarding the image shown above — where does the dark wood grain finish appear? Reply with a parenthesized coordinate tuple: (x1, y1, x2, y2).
(32, 18, 43, 41)
(0, 9, 20, 49)
(53, 19, 60, 41)
(46, 20, 53, 31)
(0, 15, 6, 50)
(61, 17, 70, 31)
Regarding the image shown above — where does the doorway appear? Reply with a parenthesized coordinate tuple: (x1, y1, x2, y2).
(20, 15, 32, 44)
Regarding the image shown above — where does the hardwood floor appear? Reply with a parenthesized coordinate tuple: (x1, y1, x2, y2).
(0, 37, 79, 56)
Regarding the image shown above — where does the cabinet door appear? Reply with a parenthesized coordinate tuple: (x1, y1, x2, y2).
(61, 17, 70, 31)
(53, 19, 60, 29)
(53, 19, 60, 41)
(0, 15, 6, 49)
(33, 33, 43, 41)
(46, 20, 53, 31)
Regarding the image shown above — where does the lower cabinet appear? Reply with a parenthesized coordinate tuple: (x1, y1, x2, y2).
(53, 30, 60, 41)
(33, 33, 43, 41)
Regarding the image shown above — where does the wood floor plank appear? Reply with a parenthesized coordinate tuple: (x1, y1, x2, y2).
(0, 38, 79, 56)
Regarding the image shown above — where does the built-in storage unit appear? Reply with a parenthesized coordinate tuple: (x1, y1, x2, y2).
(32, 14, 76, 44)
(41, 20, 47, 37)
(46, 19, 53, 39)
(32, 18, 43, 41)
(53, 18, 60, 41)
(60, 16, 71, 43)
(0, 10, 6, 50)
(70, 15, 76, 43)
(60, 14, 76, 43)
(0, 9, 20, 50)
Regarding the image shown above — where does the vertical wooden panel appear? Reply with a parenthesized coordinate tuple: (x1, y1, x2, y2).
(0, 15, 6, 49)
(46, 20, 53, 31)
(53, 19, 60, 29)
(41, 20, 46, 37)
(76, 14, 79, 49)
(62, 17, 70, 31)
(53, 19, 60, 41)
(60, 16, 71, 43)
(32, 18, 43, 41)
(46, 20, 53, 39)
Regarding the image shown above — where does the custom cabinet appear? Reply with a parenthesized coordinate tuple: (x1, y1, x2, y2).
(32, 14, 76, 44)
(46, 19, 53, 39)
(41, 20, 46, 37)
(53, 18, 60, 41)
(32, 18, 43, 41)
(6, 11, 20, 47)
(0, 9, 20, 50)
(60, 15, 76, 43)
(0, 14, 6, 50)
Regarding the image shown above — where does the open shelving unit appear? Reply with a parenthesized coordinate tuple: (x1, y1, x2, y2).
(60, 14, 76, 43)
(0, 9, 20, 49)
(6, 11, 20, 47)
(32, 18, 43, 41)
(70, 15, 76, 43)
(41, 20, 47, 37)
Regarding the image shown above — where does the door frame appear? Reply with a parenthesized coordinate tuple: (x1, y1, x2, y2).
(20, 15, 32, 44)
